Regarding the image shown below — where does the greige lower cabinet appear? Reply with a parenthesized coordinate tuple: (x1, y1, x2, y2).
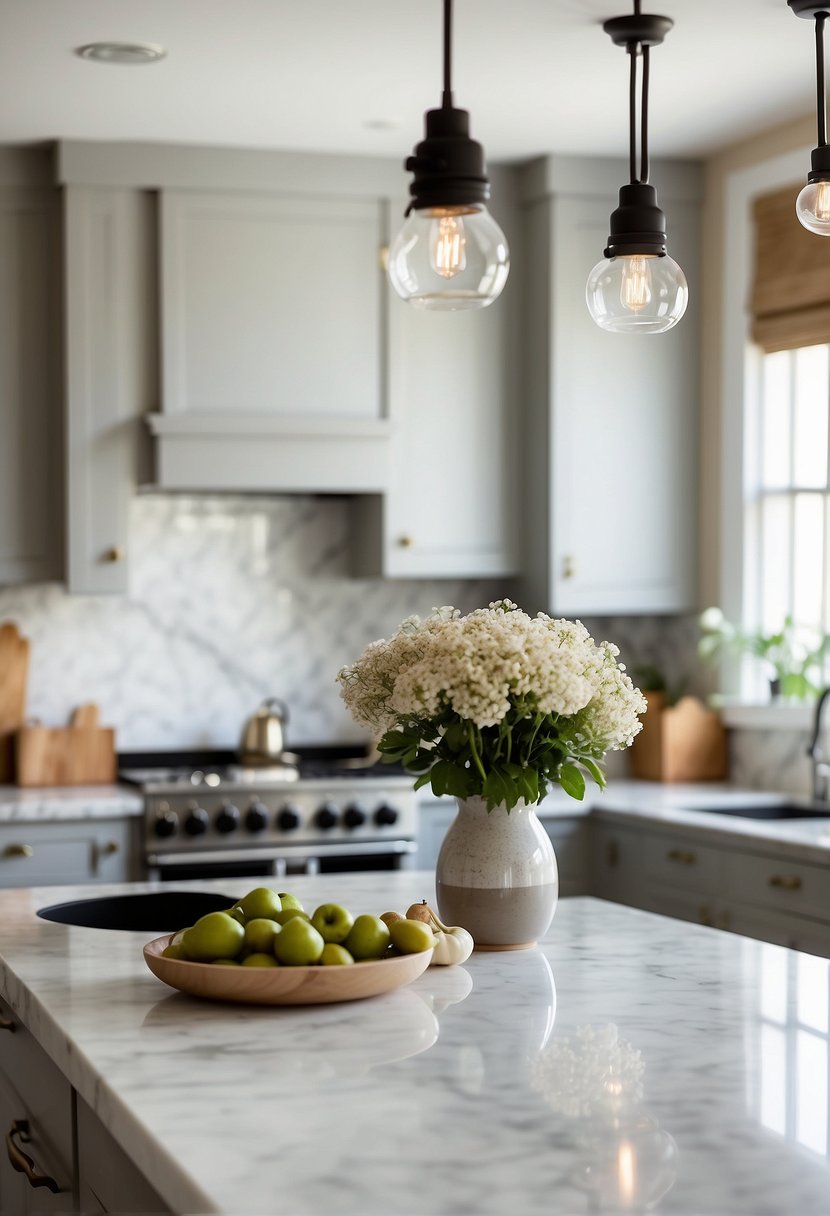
(0, 999, 74, 1213)
(0, 998, 170, 1215)
(591, 817, 830, 957)
(0, 818, 139, 889)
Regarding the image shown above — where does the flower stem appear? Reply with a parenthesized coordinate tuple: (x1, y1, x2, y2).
(468, 723, 487, 783)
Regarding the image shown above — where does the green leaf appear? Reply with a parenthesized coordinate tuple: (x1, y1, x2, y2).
(581, 758, 606, 790)
(413, 771, 432, 791)
(558, 763, 586, 801)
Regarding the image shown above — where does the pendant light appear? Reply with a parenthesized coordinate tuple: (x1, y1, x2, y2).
(789, 2, 830, 235)
(387, 0, 509, 311)
(586, 1, 688, 334)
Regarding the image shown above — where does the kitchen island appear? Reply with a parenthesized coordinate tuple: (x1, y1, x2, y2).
(2, 875, 830, 1214)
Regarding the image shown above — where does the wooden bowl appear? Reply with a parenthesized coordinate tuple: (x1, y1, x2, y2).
(143, 935, 434, 1005)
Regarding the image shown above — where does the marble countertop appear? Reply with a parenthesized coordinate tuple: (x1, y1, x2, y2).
(0, 783, 143, 822)
(3, 874, 830, 1214)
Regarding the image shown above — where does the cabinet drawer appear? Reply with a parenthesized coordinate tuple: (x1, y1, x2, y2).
(727, 853, 830, 923)
(0, 819, 133, 888)
(77, 1094, 170, 1214)
(643, 834, 724, 894)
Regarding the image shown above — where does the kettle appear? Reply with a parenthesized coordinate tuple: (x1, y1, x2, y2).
(239, 697, 291, 766)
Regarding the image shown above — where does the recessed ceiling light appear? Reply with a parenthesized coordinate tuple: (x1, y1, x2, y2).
(75, 42, 167, 65)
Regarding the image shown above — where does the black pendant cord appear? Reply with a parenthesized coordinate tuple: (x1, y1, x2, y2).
(442, 0, 454, 108)
(817, 13, 827, 148)
(627, 39, 650, 186)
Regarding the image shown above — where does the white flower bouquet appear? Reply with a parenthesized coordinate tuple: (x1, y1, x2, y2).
(337, 600, 646, 811)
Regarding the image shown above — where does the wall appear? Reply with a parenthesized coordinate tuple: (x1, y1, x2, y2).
(0, 494, 699, 756)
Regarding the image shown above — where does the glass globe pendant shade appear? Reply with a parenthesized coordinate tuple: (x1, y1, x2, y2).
(388, 204, 509, 311)
(585, 253, 688, 334)
(796, 179, 830, 235)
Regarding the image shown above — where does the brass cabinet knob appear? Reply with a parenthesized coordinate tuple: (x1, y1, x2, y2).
(397, 535, 414, 549)
(378, 245, 390, 272)
(562, 555, 577, 580)
(5, 1121, 61, 1194)
(103, 545, 125, 563)
(667, 848, 697, 866)
(100, 841, 120, 856)
(2, 844, 33, 859)
(768, 874, 802, 891)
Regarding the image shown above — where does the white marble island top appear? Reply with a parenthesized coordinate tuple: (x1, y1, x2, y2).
(3, 875, 830, 1215)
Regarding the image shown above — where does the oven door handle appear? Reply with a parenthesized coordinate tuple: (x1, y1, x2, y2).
(147, 840, 417, 867)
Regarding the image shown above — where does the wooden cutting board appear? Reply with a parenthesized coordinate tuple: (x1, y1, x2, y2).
(0, 623, 29, 782)
(16, 703, 116, 787)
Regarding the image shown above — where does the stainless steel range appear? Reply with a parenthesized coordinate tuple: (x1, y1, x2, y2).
(120, 752, 418, 881)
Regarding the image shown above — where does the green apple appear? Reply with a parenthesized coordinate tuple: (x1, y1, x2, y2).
(345, 914, 391, 961)
(241, 953, 279, 968)
(311, 902, 354, 944)
(244, 918, 281, 954)
(390, 919, 436, 954)
(239, 887, 282, 921)
(273, 917, 325, 966)
(273, 907, 311, 926)
(277, 892, 304, 912)
(320, 943, 354, 966)
(161, 941, 187, 960)
(181, 912, 244, 962)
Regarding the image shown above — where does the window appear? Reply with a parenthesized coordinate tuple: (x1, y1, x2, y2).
(743, 344, 830, 700)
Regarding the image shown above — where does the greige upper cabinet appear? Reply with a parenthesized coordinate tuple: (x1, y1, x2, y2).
(352, 170, 520, 579)
(152, 188, 390, 493)
(519, 156, 702, 615)
(0, 150, 61, 587)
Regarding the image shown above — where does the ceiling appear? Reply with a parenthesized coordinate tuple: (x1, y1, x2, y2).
(0, 0, 816, 163)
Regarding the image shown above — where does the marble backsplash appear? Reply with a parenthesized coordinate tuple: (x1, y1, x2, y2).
(0, 494, 709, 755)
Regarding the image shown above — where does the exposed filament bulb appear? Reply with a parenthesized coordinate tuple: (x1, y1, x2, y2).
(433, 214, 467, 279)
(620, 255, 654, 313)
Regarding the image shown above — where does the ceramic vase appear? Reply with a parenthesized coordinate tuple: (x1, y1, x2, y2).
(435, 796, 558, 950)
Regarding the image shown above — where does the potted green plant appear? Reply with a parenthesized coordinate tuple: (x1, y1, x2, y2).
(698, 608, 830, 701)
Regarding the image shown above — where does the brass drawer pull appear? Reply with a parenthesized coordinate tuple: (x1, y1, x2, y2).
(2, 844, 33, 859)
(0, 1017, 15, 1032)
(100, 841, 120, 856)
(769, 874, 802, 891)
(667, 848, 697, 866)
(5, 1120, 60, 1193)
(397, 535, 414, 549)
(605, 840, 620, 868)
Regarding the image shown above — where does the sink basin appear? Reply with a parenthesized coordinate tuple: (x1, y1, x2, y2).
(37, 890, 236, 932)
(681, 802, 830, 821)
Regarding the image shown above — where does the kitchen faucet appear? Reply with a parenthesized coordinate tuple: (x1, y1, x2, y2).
(807, 687, 830, 802)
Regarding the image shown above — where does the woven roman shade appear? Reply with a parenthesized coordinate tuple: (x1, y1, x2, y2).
(751, 182, 830, 353)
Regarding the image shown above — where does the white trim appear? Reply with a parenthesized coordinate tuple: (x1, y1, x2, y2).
(719, 703, 813, 731)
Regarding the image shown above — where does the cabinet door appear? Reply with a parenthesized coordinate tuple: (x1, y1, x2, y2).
(77, 1094, 169, 1214)
(65, 187, 154, 594)
(544, 193, 698, 615)
(0, 185, 61, 585)
(590, 821, 649, 906)
(416, 800, 458, 871)
(380, 289, 519, 578)
(542, 818, 589, 897)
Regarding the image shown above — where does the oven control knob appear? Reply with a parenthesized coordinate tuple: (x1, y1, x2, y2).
(245, 802, 269, 833)
(343, 803, 367, 829)
(277, 805, 301, 832)
(374, 803, 399, 827)
(153, 804, 178, 838)
(184, 806, 209, 836)
(314, 803, 339, 831)
(215, 803, 240, 834)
